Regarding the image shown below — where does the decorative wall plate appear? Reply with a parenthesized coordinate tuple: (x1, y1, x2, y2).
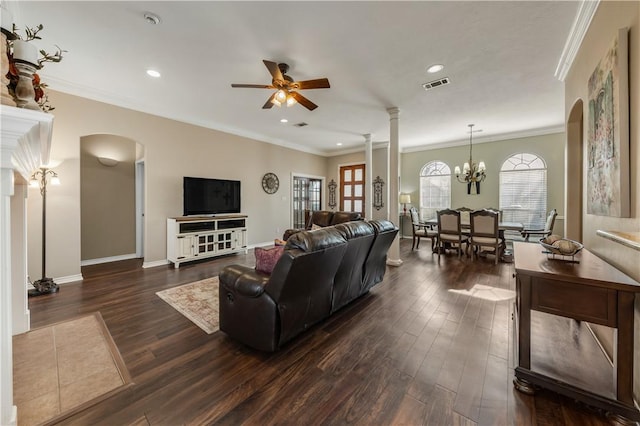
(261, 172, 279, 194)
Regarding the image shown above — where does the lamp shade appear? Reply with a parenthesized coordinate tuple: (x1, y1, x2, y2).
(399, 194, 411, 204)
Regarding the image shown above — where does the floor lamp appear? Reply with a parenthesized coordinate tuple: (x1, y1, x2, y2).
(399, 193, 411, 238)
(28, 167, 60, 297)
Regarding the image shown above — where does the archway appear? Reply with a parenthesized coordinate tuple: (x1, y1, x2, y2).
(80, 134, 145, 265)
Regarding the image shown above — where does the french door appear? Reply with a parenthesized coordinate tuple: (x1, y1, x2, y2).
(340, 164, 365, 215)
(292, 176, 322, 229)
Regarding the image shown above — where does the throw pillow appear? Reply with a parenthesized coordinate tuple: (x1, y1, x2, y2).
(255, 245, 284, 274)
(311, 224, 323, 231)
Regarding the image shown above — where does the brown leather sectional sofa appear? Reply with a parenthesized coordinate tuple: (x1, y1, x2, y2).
(282, 210, 362, 240)
(219, 219, 398, 351)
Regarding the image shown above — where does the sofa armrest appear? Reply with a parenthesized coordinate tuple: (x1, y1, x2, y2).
(282, 228, 303, 241)
(220, 264, 270, 297)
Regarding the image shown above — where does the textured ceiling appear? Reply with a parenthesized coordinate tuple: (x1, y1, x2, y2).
(9, 1, 579, 155)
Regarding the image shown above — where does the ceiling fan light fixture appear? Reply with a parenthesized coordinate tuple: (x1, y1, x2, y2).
(275, 89, 287, 102)
(286, 94, 297, 107)
(271, 97, 282, 107)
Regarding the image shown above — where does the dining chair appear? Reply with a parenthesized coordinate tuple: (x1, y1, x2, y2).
(455, 206, 473, 225)
(484, 207, 503, 221)
(409, 207, 437, 251)
(437, 209, 469, 259)
(469, 209, 503, 264)
(521, 208, 557, 242)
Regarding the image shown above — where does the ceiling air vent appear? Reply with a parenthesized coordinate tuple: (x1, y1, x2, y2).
(294, 122, 308, 127)
(422, 77, 450, 91)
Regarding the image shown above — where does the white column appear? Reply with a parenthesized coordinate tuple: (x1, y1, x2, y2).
(11, 182, 29, 334)
(1, 106, 53, 426)
(386, 107, 402, 266)
(0, 168, 17, 426)
(364, 133, 373, 220)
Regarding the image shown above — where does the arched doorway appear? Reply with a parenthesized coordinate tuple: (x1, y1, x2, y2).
(566, 100, 583, 242)
(80, 134, 145, 265)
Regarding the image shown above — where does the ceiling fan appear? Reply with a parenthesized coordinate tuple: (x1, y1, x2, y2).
(231, 60, 330, 111)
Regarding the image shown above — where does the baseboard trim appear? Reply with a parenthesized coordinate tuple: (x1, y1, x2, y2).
(386, 258, 403, 267)
(142, 259, 169, 269)
(55, 274, 84, 284)
(81, 253, 138, 266)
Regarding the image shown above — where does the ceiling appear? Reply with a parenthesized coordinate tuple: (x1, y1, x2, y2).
(9, 1, 579, 156)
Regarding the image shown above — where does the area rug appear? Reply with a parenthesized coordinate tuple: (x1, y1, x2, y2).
(13, 312, 133, 426)
(156, 276, 220, 334)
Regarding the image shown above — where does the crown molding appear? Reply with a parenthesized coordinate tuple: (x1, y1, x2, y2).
(43, 76, 328, 157)
(401, 125, 565, 154)
(555, 0, 600, 82)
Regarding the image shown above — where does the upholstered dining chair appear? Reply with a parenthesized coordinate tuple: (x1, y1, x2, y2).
(521, 208, 557, 242)
(484, 207, 503, 221)
(437, 209, 469, 259)
(469, 209, 503, 264)
(409, 207, 437, 251)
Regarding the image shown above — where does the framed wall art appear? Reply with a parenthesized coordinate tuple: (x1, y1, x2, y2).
(586, 27, 630, 217)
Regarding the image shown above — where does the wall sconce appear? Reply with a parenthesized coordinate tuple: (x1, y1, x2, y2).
(97, 156, 119, 167)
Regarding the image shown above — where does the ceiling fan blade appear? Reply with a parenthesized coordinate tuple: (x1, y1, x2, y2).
(262, 93, 276, 109)
(231, 84, 275, 89)
(263, 60, 284, 81)
(295, 78, 330, 90)
(291, 91, 318, 111)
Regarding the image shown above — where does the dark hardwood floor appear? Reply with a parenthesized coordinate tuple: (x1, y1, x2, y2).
(26, 240, 611, 425)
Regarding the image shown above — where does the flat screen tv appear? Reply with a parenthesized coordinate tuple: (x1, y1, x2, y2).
(183, 177, 241, 216)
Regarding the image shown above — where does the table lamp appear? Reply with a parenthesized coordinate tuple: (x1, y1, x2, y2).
(399, 194, 411, 215)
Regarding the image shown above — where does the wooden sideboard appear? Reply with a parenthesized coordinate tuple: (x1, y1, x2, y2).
(513, 242, 640, 423)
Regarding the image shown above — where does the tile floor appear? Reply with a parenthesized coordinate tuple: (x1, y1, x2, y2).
(13, 313, 126, 426)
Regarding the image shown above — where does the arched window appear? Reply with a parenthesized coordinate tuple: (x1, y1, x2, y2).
(419, 161, 451, 220)
(499, 153, 547, 228)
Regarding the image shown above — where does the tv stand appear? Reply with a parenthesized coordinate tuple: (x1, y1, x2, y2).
(167, 215, 248, 268)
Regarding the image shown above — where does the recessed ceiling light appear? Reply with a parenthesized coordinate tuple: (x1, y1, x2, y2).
(336, 143, 343, 146)
(146, 69, 161, 78)
(427, 64, 444, 73)
(280, 118, 288, 123)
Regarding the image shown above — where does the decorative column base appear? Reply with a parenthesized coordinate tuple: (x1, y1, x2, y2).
(28, 277, 59, 297)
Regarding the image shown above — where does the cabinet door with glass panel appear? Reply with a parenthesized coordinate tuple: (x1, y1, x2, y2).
(340, 164, 365, 215)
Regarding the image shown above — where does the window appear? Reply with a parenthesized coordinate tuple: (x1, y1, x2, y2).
(292, 176, 322, 229)
(419, 161, 451, 220)
(340, 164, 365, 214)
(499, 153, 547, 228)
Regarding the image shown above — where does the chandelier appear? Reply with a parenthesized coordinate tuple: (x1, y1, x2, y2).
(454, 124, 486, 194)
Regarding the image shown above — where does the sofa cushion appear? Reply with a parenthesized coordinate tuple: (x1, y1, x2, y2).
(330, 211, 362, 225)
(255, 245, 284, 274)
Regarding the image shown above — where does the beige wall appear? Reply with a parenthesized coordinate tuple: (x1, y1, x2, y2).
(400, 132, 566, 233)
(28, 90, 327, 280)
(80, 134, 136, 261)
(564, 1, 640, 279)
